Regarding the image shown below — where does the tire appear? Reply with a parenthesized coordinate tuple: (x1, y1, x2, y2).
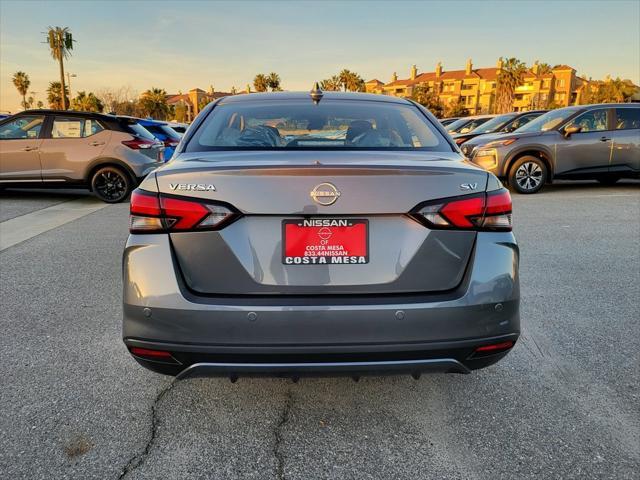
(597, 176, 620, 185)
(508, 156, 548, 194)
(91, 166, 132, 203)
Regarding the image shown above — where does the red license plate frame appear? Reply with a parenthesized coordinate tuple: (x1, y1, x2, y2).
(282, 218, 369, 265)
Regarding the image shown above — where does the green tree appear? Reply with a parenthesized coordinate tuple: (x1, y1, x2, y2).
(446, 99, 469, 118)
(495, 57, 527, 113)
(46, 26, 74, 109)
(411, 85, 444, 117)
(253, 74, 269, 92)
(12, 71, 31, 110)
(595, 77, 638, 103)
(174, 103, 187, 123)
(339, 69, 365, 92)
(37, 100, 44, 109)
(538, 63, 553, 75)
(267, 72, 282, 91)
(47, 81, 69, 109)
(320, 75, 342, 91)
(71, 91, 104, 112)
(140, 87, 169, 120)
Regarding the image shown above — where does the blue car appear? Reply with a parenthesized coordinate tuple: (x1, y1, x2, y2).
(138, 118, 181, 160)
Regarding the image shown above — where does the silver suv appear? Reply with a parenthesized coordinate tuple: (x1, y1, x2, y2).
(464, 103, 640, 193)
(0, 110, 165, 202)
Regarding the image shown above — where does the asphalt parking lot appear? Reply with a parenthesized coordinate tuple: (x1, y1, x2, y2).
(0, 181, 638, 480)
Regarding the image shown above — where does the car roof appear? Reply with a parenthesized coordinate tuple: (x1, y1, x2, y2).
(14, 109, 130, 123)
(217, 91, 412, 105)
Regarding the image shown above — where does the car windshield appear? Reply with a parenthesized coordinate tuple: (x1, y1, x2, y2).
(445, 118, 471, 132)
(515, 109, 578, 133)
(470, 114, 516, 134)
(185, 100, 449, 152)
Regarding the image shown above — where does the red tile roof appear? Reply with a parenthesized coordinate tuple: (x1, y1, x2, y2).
(385, 67, 499, 87)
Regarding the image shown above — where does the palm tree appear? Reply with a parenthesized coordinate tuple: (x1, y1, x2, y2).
(71, 91, 104, 112)
(140, 87, 169, 120)
(46, 26, 74, 110)
(267, 72, 281, 91)
(320, 76, 342, 91)
(495, 57, 527, 114)
(595, 77, 638, 103)
(47, 81, 69, 109)
(538, 63, 553, 75)
(253, 74, 269, 92)
(338, 69, 365, 92)
(12, 71, 31, 110)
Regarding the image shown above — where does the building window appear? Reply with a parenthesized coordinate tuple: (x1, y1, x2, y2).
(557, 79, 565, 88)
(542, 79, 550, 89)
(462, 84, 474, 91)
(555, 93, 566, 101)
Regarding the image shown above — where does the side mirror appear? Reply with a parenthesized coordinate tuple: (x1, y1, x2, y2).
(564, 125, 581, 137)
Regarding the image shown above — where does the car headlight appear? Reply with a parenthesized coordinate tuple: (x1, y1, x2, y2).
(472, 148, 498, 170)
(483, 138, 517, 148)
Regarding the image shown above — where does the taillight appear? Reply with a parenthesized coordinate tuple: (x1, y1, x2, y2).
(413, 188, 512, 231)
(122, 138, 155, 150)
(164, 140, 179, 147)
(129, 189, 237, 233)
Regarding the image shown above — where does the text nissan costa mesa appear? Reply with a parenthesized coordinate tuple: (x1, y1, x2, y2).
(123, 91, 520, 380)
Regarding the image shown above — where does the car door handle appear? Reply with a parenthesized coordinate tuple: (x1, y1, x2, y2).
(22, 146, 38, 151)
(600, 136, 611, 142)
(89, 141, 105, 146)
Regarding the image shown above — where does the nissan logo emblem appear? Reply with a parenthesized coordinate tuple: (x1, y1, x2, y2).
(310, 183, 341, 206)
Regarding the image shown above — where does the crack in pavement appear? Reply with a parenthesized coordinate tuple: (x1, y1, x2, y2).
(273, 388, 294, 480)
(117, 379, 178, 480)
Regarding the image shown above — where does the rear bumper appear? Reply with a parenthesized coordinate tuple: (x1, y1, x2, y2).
(124, 333, 519, 378)
(123, 231, 520, 377)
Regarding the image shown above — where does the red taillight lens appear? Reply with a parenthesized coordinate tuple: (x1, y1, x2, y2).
(164, 140, 179, 147)
(122, 138, 154, 150)
(159, 196, 211, 230)
(129, 189, 236, 233)
(454, 137, 467, 145)
(415, 188, 512, 231)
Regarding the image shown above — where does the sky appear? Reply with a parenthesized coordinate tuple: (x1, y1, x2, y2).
(1, 0, 639, 112)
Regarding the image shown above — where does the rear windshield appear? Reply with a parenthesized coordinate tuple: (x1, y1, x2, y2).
(126, 122, 156, 141)
(185, 100, 449, 152)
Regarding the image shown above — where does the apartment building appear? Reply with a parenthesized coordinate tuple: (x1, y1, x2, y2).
(368, 59, 583, 114)
(166, 86, 232, 122)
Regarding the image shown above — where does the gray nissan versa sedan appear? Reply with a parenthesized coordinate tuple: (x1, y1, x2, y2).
(464, 103, 640, 193)
(123, 91, 520, 379)
(0, 110, 164, 202)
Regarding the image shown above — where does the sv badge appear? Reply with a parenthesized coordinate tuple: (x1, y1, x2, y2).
(459, 183, 478, 191)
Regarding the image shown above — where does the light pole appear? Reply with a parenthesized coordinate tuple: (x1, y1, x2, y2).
(67, 73, 77, 100)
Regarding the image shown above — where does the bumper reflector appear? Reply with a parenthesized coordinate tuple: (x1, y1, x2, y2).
(474, 341, 514, 354)
(130, 347, 173, 359)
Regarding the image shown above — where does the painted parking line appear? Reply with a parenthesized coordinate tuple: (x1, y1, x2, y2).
(0, 197, 110, 251)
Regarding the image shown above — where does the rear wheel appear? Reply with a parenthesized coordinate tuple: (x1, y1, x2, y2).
(508, 156, 547, 194)
(597, 175, 620, 185)
(91, 166, 131, 203)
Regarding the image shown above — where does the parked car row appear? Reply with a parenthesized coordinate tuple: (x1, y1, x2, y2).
(440, 104, 639, 193)
(0, 110, 188, 202)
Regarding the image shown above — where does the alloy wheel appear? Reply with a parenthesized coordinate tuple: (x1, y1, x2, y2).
(94, 170, 128, 202)
(515, 162, 543, 191)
